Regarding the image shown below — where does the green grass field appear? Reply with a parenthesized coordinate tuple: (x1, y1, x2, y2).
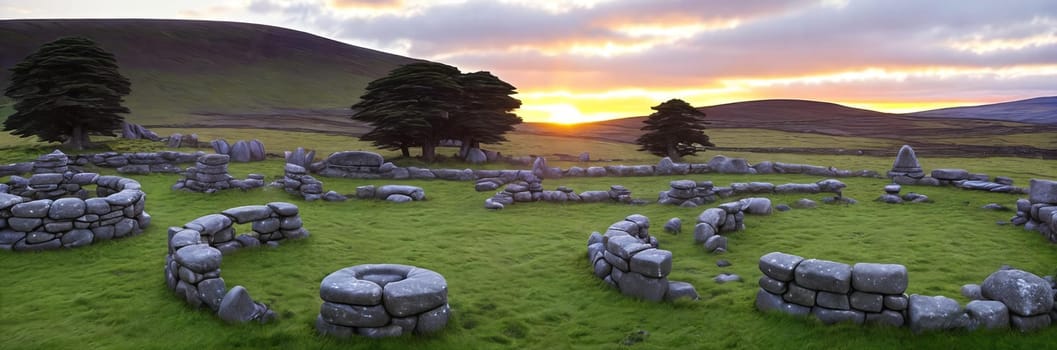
(2, 132, 1057, 350)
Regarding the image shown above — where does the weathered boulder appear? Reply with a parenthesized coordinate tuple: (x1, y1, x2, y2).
(907, 295, 967, 333)
(851, 263, 908, 294)
(759, 252, 804, 282)
(218, 286, 264, 323)
(1029, 179, 1057, 204)
(980, 269, 1053, 317)
(794, 259, 852, 293)
(965, 300, 1009, 331)
(931, 168, 969, 180)
(708, 155, 754, 174)
(465, 148, 487, 164)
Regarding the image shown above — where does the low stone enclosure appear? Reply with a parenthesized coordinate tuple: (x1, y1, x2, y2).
(274, 163, 426, 203)
(317, 264, 450, 338)
(754, 252, 1057, 333)
(165, 203, 309, 323)
(693, 198, 773, 253)
(586, 214, 700, 302)
(886, 145, 1026, 193)
(1011, 179, 1057, 242)
(171, 154, 266, 193)
(0, 152, 150, 251)
(659, 179, 847, 207)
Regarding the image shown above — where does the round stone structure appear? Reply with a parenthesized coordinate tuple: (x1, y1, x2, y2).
(317, 264, 450, 338)
(1, 169, 150, 251)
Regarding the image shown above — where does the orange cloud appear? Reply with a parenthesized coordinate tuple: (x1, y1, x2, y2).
(328, 0, 406, 10)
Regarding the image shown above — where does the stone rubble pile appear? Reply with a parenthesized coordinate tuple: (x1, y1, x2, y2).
(1011, 179, 1057, 242)
(316, 264, 450, 338)
(272, 163, 346, 202)
(586, 214, 699, 302)
(694, 198, 773, 253)
(171, 154, 265, 193)
(210, 139, 267, 162)
(875, 184, 930, 204)
(1, 170, 150, 251)
(165, 133, 200, 148)
(658, 179, 846, 207)
(755, 253, 1057, 333)
(164, 202, 309, 323)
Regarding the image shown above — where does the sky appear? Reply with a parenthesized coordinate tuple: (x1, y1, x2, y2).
(3, 0, 1057, 124)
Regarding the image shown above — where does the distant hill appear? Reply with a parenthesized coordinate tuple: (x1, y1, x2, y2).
(911, 96, 1057, 125)
(0, 19, 420, 126)
(518, 99, 1050, 141)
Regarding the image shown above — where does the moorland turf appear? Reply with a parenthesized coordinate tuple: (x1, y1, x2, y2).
(2, 137, 1056, 349)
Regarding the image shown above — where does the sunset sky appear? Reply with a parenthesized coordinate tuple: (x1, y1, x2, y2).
(3, 0, 1056, 124)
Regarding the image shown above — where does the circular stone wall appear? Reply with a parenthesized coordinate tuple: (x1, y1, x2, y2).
(317, 264, 450, 338)
(0, 172, 150, 251)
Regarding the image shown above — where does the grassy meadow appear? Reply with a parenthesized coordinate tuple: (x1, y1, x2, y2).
(1, 129, 1057, 349)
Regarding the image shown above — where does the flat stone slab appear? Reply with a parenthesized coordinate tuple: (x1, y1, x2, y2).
(851, 263, 908, 294)
(794, 259, 852, 293)
(759, 252, 804, 282)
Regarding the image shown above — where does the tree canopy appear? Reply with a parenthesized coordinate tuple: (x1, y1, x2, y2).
(351, 62, 522, 162)
(3, 36, 131, 150)
(636, 98, 715, 161)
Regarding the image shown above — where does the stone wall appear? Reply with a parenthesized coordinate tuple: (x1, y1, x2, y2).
(755, 252, 1057, 332)
(316, 264, 450, 338)
(211, 139, 266, 162)
(353, 185, 426, 203)
(585, 214, 699, 302)
(171, 154, 266, 193)
(1, 171, 150, 251)
(484, 172, 634, 209)
(886, 145, 1025, 193)
(1011, 179, 1057, 242)
(164, 202, 309, 324)
(272, 163, 347, 201)
(660, 179, 845, 207)
(755, 252, 910, 327)
(693, 198, 773, 253)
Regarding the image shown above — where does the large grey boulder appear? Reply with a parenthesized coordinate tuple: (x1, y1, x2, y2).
(629, 249, 672, 278)
(794, 259, 852, 293)
(931, 168, 969, 180)
(980, 269, 1053, 316)
(851, 263, 908, 294)
(907, 295, 967, 333)
(665, 281, 699, 301)
(740, 197, 772, 215)
(965, 300, 1009, 331)
(229, 141, 251, 162)
(465, 148, 487, 164)
(325, 151, 384, 168)
(174, 244, 222, 273)
(759, 252, 804, 282)
(376, 185, 425, 201)
(708, 155, 754, 174)
(890, 144, 924, 176)
(1029, 179, 1057, 204)
(217, 286, 265, 323)
(248, 139, 266, 161)
(382, 267, 448, 317)
(615, 271, 669, 302)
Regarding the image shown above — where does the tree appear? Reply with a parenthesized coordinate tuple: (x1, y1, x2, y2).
(4, 37, 131, 150)
(352, 62, 522, 162)
(636, 99, 714, 161)
(451, 71, 522, 157)
(352, 62, 463, 162)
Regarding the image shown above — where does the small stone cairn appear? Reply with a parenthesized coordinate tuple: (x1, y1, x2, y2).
(316, 264, 450, 338)
(694, 198, 772, 253)
(273, 163, 346, 201)
(586, 214, 699, 302)
(165, 202, 309, 323)
(171, 154, 265, 193)
(755, 252, 909, 327)
(1011, 179, 1057, 241)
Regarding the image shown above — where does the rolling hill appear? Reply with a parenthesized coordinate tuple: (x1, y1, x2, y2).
(913, 96, 1057, 125)
(0, 19, 419, 126)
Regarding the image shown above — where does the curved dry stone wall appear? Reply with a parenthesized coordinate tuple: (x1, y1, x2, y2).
(164, 202, 309, 323)
(660, 179, 846, 208)
(273, 163, 346, 201)
(755, 252, 1057, 332)
(0, 152, 150, 251)
(693, 198, 773, 253)
(484, 173, 634, 209)
(316, 264, 450, 338)
(171, 154, 265, 193)
(585, 214, 699, 302)
(1012, 179, 1057, 241)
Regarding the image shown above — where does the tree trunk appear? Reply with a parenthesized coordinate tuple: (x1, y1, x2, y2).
(69, 124, 84, 150)
(666, 140, 680, 162)
(400, 145, 410, 158)
(458, 137, 473, 158)
(422, 142, 436, 163)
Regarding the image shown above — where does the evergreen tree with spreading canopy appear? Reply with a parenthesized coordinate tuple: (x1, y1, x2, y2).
(352, 62, 522, 162)
(636, 98, 714, 161)
(4, 37, 131, 150)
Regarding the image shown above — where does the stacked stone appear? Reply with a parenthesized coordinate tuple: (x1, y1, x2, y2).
(474, 170, 537, 191)
(314, 151, 385, 178)
(694, 198, 772, 252)
(354, 185, 427, 203)
(489, 177, 544, 205)
(1011, 179, 1057, 241)
(72, 151, 204, 173)
(165, 133, 199, 148)
(658, 179, 845, 207)
(210, 139, 266, 162)
(172, 154, 265, 193)
(754, 161, 878, 177)
(586, 214, 699, 302)
(31, 150, 70, 174)
(272, 163, 346, 201)
(755, 252, 909, 327)
(316, 264, 450, 338)
(1, 173, 150, 251)
(164, 202, 309, 323)
(876, 184, 929, 204)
